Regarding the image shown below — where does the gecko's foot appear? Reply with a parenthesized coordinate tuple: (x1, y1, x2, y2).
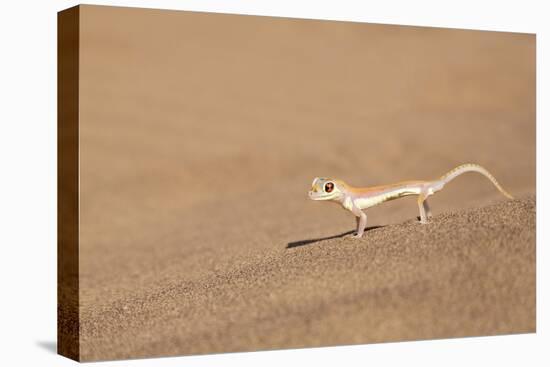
(352, 233, 364, 239)
(416, 216, 430, 224)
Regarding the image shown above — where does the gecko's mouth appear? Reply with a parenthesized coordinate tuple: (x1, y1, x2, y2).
(309, 190, 335, 201)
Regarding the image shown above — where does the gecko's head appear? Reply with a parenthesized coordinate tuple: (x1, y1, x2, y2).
(309, 177, 345, 201)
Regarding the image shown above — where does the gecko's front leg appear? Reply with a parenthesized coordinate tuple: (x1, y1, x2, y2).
(352, 207, 367, 238)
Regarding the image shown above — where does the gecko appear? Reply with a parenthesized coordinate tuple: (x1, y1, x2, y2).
(308, 163, 513, 238)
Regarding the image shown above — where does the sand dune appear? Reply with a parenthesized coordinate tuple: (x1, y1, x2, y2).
(80, 197, 535, 361)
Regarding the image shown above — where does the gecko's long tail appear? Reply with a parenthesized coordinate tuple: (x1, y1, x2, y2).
(436, 163, 514, 199)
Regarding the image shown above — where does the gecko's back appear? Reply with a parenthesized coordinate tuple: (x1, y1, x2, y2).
(348, 181, 428, 209)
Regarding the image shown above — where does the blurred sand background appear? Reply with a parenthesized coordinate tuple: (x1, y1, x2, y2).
(75, 5, 535, 361)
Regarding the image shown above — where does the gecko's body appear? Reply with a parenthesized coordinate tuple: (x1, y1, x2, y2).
(309, 163, 513, 238)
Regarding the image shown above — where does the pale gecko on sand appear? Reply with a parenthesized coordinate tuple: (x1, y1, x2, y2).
(308, 163, 514, 238)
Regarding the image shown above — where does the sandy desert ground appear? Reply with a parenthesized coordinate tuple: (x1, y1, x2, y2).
(70, 5, 535, 361)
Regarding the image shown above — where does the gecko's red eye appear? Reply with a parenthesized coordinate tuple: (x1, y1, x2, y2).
(324, 182, 334, 193)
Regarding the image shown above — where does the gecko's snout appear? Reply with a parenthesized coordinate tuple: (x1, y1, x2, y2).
(308, 186, 321, 200)
(309, 178, 320, 197)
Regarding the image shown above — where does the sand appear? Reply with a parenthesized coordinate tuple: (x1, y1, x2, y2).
(68, 5, 536, 361)
(79, 197, 536, 361)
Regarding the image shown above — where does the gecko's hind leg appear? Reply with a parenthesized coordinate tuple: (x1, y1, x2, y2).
(417, 182, 438, 224)
(417, 195, 429, 224)
(423, 199, 432, 219)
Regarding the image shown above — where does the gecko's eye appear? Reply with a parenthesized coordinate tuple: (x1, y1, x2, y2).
(324, 182, 334, 193)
